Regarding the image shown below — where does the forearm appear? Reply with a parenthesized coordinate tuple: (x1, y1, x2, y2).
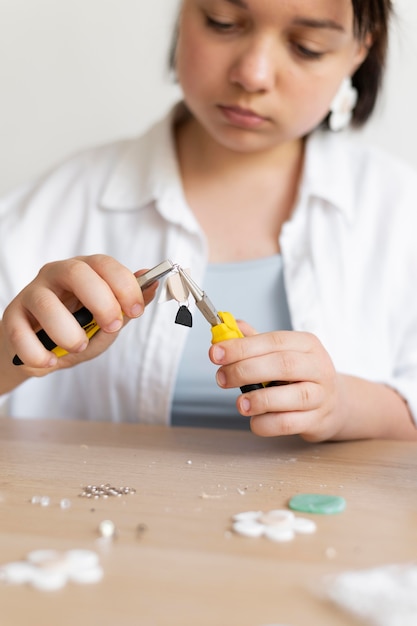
(332, 374, 417, 441)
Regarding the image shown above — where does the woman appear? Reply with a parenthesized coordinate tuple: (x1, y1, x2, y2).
(1, 0, 416, 441)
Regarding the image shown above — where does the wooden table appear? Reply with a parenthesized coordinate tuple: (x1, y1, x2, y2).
(0, 418, 416, 626)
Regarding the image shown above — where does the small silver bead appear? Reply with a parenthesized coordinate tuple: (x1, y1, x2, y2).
(98, 519, 116, 539)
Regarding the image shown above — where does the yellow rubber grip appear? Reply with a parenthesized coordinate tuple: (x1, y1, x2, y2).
(210, 311, 279, 392)
(211, 311, 243, 344)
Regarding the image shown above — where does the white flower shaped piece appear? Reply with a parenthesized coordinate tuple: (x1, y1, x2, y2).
(329, 77, 358, 132)
(0, 548, 103, 591)
(232, 509, 316, 543)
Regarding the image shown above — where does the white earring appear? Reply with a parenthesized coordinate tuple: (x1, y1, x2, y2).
(329, 77, 358, 132)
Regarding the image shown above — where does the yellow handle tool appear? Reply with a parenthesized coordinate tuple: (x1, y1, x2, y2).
(177, 268, 285, 393)
(211, 311, 267, 393)
(210, 310, 244, 343)
(13, 259, 176, 366)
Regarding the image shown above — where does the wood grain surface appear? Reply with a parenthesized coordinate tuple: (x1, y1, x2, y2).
(1, 418, 416, 626)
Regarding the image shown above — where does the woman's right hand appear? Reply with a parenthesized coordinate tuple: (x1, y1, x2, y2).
(1, 255, 157, 379)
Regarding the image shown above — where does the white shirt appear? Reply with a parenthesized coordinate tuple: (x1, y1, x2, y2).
(1, 104, 417, 424)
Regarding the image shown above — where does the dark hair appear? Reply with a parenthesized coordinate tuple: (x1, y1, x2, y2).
(348, 0, 393, 127)
(169, 0, 393, 128)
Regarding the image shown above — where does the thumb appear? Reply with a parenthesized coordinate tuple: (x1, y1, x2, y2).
(235, 319, 258, 337)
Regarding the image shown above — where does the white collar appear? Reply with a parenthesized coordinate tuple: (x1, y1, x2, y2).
(302, 128, 359, 223)
(99, 103, 198, 226)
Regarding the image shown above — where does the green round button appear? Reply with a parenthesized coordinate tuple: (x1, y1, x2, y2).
(288, 493, 346, 515)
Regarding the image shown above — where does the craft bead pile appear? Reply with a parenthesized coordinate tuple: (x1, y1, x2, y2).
(78, 484, 136, 499)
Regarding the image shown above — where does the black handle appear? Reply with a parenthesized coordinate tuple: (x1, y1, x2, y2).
(13, 307, 94, 366)
(240, 380, 289, 393)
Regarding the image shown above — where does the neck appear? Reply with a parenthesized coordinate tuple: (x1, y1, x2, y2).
(175, 115, 304, 180)
(174, 113, 305, 263)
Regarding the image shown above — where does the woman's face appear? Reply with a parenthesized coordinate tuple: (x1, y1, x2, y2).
(175, 0, 369, 153)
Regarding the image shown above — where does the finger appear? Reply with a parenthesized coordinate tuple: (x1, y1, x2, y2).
(250, 409, 318, 438)
(249, 404, 333, 442)
(9, 257, 128, 362)
(237, 381, 323, 418)
(11, 288, 94, 362)
(39, 257, 139, 332)
(3, 302, 60, 369)
(235, 319, 258, 337)
(141, 280, 158, 305)
(9, 258, 159, 368)
(210, 330, 316, 366)
(133, 270, 159, 306)
(239, 382, 331, 440)
(28, 263, 121, 337)
(76, 255, 145, 320)
(215, 350, 326, 389)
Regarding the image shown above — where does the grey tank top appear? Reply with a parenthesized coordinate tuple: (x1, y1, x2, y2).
(171, 255, 292, 429)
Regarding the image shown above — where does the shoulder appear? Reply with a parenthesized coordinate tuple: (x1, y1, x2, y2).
(0, 106, 176, 218)
(0, 139, 127, 221)
(310, 130, 417, 187)
(304, 130, 417, 223)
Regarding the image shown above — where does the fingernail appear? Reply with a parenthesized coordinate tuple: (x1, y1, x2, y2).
(241, 398, 251, 414)
(130, 303, 143, 317)
(212, 345, 225, 363)
(216, 370, 226, 387)
(106, 319, 123, 332)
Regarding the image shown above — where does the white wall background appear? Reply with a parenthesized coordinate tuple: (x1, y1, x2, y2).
(0, 0, 416, 196)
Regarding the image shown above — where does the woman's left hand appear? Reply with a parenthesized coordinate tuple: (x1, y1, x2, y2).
(209, 322, 344, 442)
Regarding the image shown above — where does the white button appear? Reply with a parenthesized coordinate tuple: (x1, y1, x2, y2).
(69, 565, 104, 584)
(1, 562, 36, 584)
